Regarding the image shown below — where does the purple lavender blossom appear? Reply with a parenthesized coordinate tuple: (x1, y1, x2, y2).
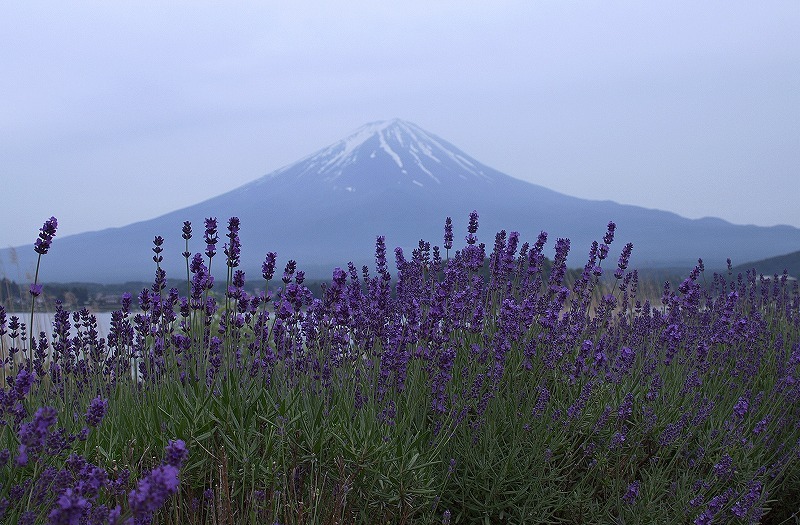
(282, 260, 297, 284)
(466, 211, 479, 245)
(152, 235, 164, 263)
(34, 216, 58, 255)
(85, 397, 108, 427)
(38, 419, 67, 457)
(138, 288, 152, 312)
(181, 221, 193, 259)
(467, 211, 479, 234)
(443, 216, 453, 251)
(622, 480, 640, 505)
(152, 266, 167, 292)
(204, 217, 218, 258)
(658, 416, 684, 447)
(713, 453, 733, 479)
(10, 368, 36, 399)
(190, 253, 214, 302)
(375, 236, 388, 275)
(548, 238, 571, 288)
(617, 392, 634, 421)
(731, 481, 765, 519)
(694, 489, 734, 525)
(262, 252, 277, 281)
(48, 488, 89, 525)
(733, 396, 749, 419)
(753, 417, 769, 435)
(224, 217, 241, 268)
(182, 221, 192, 240)
(163, 439, 188, 468)
(121, 292, 133, 313)
(566, 381, 594, 422)
(531, 386, 550, 417)
(29, 283, 43, 297)
(442, 509, 452, 525)
(91, 505, 121, 525)
(615, 242, 634, 279)
(232, 269, 246, 290)
(610, 430, 627, 449)
(603, 221, 616, 245)
(17, 406, 58, 465)
(128, 464, 181, 518)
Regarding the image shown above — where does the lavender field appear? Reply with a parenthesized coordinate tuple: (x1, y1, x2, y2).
(1, 213, 799, 524)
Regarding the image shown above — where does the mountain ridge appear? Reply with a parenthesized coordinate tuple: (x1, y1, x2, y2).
(732, 250, 800, 279)
(2, 119, 799, 283)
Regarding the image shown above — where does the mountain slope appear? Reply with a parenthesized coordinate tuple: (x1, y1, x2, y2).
(732, 251, 800, 279)
(3, 119, 800, 283)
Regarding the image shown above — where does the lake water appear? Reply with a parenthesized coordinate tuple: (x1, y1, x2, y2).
(2, 311, 114, 350)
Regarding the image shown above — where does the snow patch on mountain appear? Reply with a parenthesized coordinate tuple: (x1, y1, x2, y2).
(408, 144, 439, 182)
(378, 131, 403, 168)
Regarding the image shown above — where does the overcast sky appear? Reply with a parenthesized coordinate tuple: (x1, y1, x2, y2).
(1, 1, 798, 250)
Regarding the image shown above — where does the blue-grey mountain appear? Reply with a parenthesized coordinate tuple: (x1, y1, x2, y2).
(732, 251, 800, 280)
(3, 119, 800, 283)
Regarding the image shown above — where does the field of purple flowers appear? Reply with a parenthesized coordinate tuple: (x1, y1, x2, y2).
(1, 213, 799, 524)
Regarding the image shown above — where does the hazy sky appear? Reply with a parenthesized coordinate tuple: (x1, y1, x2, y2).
(1, 1, 798, 249)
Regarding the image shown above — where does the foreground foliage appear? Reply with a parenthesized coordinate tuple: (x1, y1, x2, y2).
(1, 213, 799, 524)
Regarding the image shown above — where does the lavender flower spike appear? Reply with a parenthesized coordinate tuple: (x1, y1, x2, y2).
(128, 464, 181, 518)
(48, 488, 89, 525)
(182, 221, 192, 240)
(282, 260, 297, 284)
(182, 221, 192, 259)
(85, 396, 108, 427)
(443, 216, 453, 251)
(224, 217, 241, 268)
(17, 406, 58, 466)
(164, 439, 188, 468)
(603, 221, 616, 245)
(614, 242, 634, 279)
(204, 217, 218, 259)
(152, 235, 164, 263)
(623, 480, 640, 505)
(34, 216, 58, 255)
(262, 252, 277, 281)
(466, 211, 479, 245)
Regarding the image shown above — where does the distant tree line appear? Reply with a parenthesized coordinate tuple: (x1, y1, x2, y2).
(0, 278, 91, 310)
(1, 260, 693, 313)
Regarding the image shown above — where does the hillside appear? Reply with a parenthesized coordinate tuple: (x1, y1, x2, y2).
(732, 250, 800, 279)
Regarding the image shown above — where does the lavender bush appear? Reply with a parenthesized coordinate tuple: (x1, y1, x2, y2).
(1, 213, 799, 524)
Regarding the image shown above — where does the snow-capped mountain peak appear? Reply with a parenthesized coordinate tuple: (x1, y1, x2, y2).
(264, 119, 497, 191)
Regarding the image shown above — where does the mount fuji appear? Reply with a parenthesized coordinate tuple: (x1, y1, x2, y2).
(4, 119, 800, 283)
